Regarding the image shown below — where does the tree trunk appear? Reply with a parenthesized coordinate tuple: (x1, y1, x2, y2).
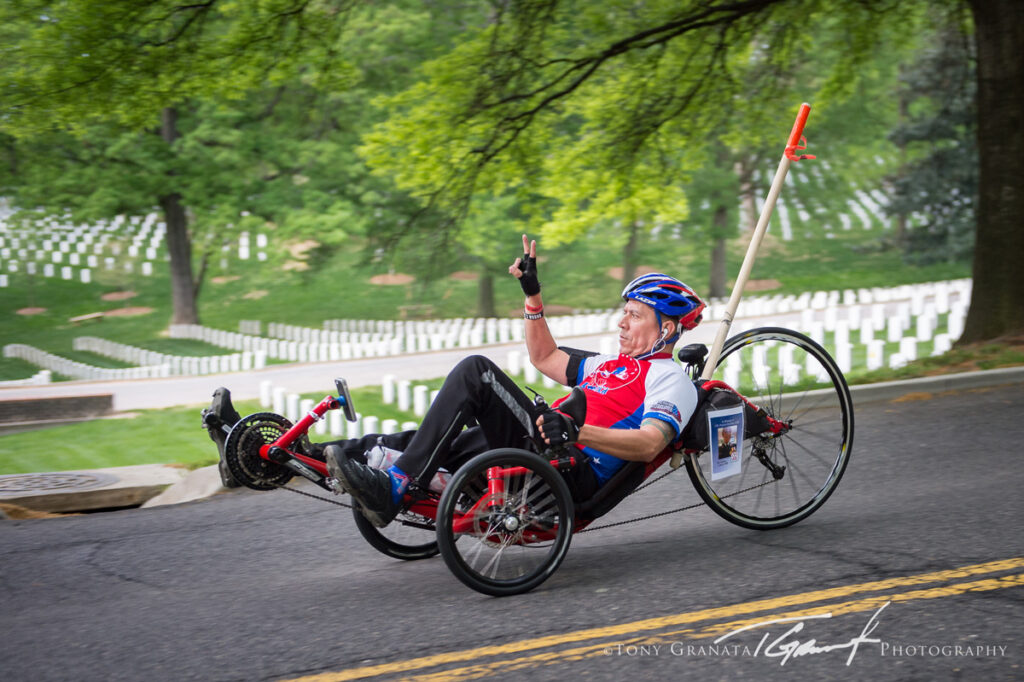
(159, 107, 200, 325)
(621, 220, 641, 291)
(709, 205, 729, 298)
(894, 63, 909, 247)
(477, 272, 496, 317)
(960, 0, 1024, 343)
(735, 159, 757, 233)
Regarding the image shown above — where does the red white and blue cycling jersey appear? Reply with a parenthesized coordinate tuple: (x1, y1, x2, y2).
(554, 352, 697, 486)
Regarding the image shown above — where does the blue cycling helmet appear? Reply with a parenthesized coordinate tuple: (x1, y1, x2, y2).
(621, 273, 705, 332)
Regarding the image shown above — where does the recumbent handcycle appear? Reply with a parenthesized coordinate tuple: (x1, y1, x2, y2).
(203, 327, 853, 597)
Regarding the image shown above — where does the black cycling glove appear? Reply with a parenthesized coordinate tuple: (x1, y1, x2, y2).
(518, 251, 541, 296)
(538, 409, 579, 445)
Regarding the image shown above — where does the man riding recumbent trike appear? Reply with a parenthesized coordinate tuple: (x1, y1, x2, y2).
(202, 234, 854, 597)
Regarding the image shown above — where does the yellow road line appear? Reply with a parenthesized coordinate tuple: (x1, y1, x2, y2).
(285, 557, 1024, 682)
(403, 573, 1024, 682)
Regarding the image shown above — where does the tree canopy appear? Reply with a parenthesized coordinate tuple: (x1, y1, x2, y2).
(1, 0, 1020, 339)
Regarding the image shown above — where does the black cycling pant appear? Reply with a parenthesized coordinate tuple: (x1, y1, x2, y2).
(316, 355, 599, 502)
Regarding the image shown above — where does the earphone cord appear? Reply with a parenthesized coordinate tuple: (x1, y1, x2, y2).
(635, 328, 673, 361)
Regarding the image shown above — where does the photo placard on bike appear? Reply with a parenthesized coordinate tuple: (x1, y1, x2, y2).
(709, 405, 744, 481)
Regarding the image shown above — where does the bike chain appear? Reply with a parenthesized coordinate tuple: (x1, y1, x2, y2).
(580, 468, 776, 533)
(279, 482, 353, 509)
(270, 458, 775, 533)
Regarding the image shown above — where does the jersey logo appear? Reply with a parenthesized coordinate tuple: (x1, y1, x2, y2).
(650, 400, 682, 422)
(583, 355, 642, 393)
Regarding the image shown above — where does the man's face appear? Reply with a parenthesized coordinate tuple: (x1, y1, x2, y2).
(617, 299, 664, 357)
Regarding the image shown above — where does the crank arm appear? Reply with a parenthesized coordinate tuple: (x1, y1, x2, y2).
(267, 446, 328, 486)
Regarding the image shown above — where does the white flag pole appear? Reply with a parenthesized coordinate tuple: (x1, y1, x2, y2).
(670, 104, 814, 470)
(700, 103, 815, 380)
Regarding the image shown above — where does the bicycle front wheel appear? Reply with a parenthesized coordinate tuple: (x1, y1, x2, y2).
(436, 449, 574, 597)
(687, 327, 854, 529)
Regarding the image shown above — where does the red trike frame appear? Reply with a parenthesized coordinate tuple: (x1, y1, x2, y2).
(252, 380, 789, 544)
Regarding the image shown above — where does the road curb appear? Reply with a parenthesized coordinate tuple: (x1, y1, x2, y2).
(848, 366, 1024, 404)
(141, 465, 228, 508)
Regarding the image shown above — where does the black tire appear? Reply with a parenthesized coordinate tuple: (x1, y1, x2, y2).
(223, 412, 295, 491)
(687, 327, 854, 529)
(436, 448, 574, 597)
(352, 504, 439, 561)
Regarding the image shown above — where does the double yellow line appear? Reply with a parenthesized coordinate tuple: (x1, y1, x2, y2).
(287, 557, 1024, 681)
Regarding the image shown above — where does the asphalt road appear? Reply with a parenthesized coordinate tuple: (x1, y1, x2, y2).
(1, 384, 1021, 681)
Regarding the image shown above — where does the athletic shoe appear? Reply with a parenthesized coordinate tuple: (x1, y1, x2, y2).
(325, 445, 400, 528)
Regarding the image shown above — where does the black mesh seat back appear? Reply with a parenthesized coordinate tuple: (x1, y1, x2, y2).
(575, 461, 646, 521)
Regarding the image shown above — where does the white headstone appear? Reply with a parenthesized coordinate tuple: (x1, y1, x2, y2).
(834, 320, 850, 348)
(286, 393, 301, 423)
(916, 314, 934, 342)
(887, 316, 903, 343)
(260, 380, 274, 408)
(866, 340, 885, 370)
(397, 379, 412, 412)
(413, 385, 429, 417)
(346, 413, 363, 439)
(947, 306, 966, 341)
(859, 319, 875, 345)
(835, 342, 852, 374)
(328, 409, 344, 436)
(872, 304, 886, 329)
(931, 333, 952, 356)
(524, 362, 539, 384)
(847, 305, 861, 329)
(507, 350, 522, 376)
(899, 337, 918, 363)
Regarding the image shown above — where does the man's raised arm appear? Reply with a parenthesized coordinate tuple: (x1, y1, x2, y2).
(509, 233, 570, 385)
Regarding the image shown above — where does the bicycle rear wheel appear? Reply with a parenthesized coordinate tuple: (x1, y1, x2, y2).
(687, 327, 854, 529)
(436, 449, 573, 597)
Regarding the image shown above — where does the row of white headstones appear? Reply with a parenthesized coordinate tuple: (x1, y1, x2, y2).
(1, 278, 970, 386)
(256, 377, 428, 438)
(0, 213, 165, 286)
(0, 207, 271, 287)
(255, 367, 569, 439)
